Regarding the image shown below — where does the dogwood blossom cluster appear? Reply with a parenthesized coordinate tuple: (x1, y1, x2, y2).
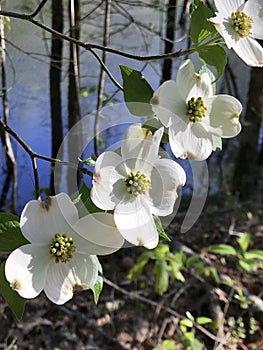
(5, 193, 124, 304)
(4, 57, 244, 305)
(209, 0, 263, 67)
(151, 59, 242, 160)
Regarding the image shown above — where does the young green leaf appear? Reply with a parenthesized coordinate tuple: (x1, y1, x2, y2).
(91, 256, 103, 304)
(236, 233, 250, 252)
(0, 262, 26, 320)
(120, 65, 154, 117)
(196, 316, 213, 325)
(207, 244, 238, 256)
(198, 44, 227, 80)
(153, 215, 171, 242)
(153, 260, 169, 295)
(0, 213, 29, 254)
(244, 250, 263, 260)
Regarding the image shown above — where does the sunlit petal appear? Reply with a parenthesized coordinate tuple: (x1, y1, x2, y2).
(72, 212, 124, 255)
(148, 159, 186, 216)
(44, 254, 98, 305)
(203, 95, 242, 137)
(176, 60, 213, 99)
(232, 37, 263, 67)
(114, 197, 158, 249)
(91, 151, 125, 210)
(5, 244, 49, 299)
(244, 0, 263, 39)
(121, 124, 163, 174)
(20, 193, 79, 244)
(169, 123, 213, 160)
(151, 81, 183, 127)
(214, 0, 241, 16)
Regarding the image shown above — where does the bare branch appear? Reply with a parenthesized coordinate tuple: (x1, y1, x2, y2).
(0, 120, 94, 196)
(0, 9, 195, 61)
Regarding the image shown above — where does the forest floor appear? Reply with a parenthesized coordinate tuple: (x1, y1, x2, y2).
(0, 195, 262, 350)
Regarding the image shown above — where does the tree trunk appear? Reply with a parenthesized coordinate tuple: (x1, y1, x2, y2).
(0, 10, 17, 213)
(231, 65, 263, 199)
(67, 0, 81, 194)
(49, 0, 64, 194)
(160, 0, 177, 84)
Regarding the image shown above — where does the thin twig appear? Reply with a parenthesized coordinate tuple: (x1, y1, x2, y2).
(0, 120, 94, 194)
(0, 9, 195, 61)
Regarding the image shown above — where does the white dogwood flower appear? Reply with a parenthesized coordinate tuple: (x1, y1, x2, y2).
(5, 193, 124, 304)
(209, 0, 263, 66)
(151, 59, 242, 160)
(91, 124, 186, 249)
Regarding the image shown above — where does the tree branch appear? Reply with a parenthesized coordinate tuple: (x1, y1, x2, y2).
(0, 9, 195, 62)
(0, 120, 94, 198)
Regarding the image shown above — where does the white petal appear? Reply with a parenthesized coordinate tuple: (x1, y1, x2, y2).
(72, 213, 124, 255)
(20, 193, 79, 244)
(214, 0, 242, 16)
(91, 151, 125, 210)
(244, 0, 263, 39)
(151, 80, 182, 127)
(232, 37, 263, 67)
(121, 124, 163, 174)
(44, 254, 98, 305)
(169, 123, 213, 160)
(114, 197, 158, 249)
(176, 60, 213, 99)
(203, 95, 242, 138)
(148, 159, 186, 216)
(5, 244, 49, 299)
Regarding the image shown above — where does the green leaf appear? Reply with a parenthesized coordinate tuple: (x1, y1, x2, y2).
(153, 260, 169, 295)
(189, 338, 204, 350)
(189, 0, 203, 17)
(190, 2, 216, 45)
(0, 262, 26, 320)
(0, 213, 29, 254)
(128, 251, 153, 279)
(207, 244, 238, 256)
(244, 250, 263, 260)
(239, 259, 256, 272)
(71, 183, 103, 217)
(78, 153, 97, 166)
(91, 256, 103, 304)
(120, 65, 154, 117)
(196, 316, 213, 325)
(153, 215, 171, 242)
(180, 318, 194, 328)
(211, 134, 222, 151)
(236, 233, 251, 252)
(198, 44, 227, 80)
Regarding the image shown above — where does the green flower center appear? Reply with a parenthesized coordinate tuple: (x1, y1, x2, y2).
(49, 233, 75, 263)
(231, 11, 253, 38)
(187, 97, 207, 122)
(125, 171, 151, 196)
